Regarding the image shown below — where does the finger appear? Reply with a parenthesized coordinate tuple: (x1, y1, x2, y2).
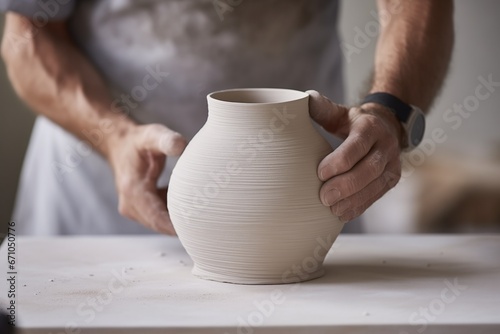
(144, 151, 166, 180)
(381, 159, 403, 189)
(117, 175, 176, 235)
(317, 114, 381, 181)
(139, 153, 172, 234)
(335, 162, 401, 222)
(306, 90, 349, 134)
(154, 187, 177, 235)
(135, 184, 176, 235)
(320, 146, 390, 206)
(139, 124, 187, 156)
(338, 186, 388, 223)
(330, 170, 393, 216)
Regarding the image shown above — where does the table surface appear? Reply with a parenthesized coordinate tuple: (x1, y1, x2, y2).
(1, 235, 499, 334)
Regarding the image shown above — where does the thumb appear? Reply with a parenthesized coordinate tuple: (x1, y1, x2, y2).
(306, 90, 349, 134)
(139, 124, 187, 156)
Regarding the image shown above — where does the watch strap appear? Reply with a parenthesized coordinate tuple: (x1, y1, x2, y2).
(362, 92, 412, 123)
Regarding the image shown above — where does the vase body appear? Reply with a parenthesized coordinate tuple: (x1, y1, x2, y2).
(168, 88, 344, 284)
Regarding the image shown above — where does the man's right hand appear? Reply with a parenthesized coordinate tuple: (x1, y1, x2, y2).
(105, 123, 187, 235)
(2, 14, 187, 235)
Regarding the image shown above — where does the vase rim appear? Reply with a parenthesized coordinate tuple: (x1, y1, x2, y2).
(207, 88, 308, 107)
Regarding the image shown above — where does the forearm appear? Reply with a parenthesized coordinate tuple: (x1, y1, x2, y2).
(0, 13, 134, 158)
(1, 14, 187, 234)
(371, 0, 454, 112)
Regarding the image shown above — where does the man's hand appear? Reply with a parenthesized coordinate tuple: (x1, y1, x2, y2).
(105, 123, 187, 234)
(307, 90, 403, 222)
(1, 15, 190, 234)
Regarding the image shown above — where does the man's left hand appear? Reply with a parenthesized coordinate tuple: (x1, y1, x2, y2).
(307, 90, 404, 222)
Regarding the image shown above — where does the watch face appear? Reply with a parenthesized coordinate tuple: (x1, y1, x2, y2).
(411, 113, 426, 147)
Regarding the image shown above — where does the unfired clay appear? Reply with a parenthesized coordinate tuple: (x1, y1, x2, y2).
(168, 88, 344, 284)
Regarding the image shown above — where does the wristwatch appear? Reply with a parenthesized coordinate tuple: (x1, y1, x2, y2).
(362, 92, 426, 151)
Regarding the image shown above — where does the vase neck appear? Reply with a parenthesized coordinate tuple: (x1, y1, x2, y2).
(207, 88, 311, 127)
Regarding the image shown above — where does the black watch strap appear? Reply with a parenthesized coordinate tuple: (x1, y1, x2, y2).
(362, 92, 412, 123)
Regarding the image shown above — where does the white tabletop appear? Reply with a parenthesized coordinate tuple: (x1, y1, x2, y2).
(1, 235, 499, 334)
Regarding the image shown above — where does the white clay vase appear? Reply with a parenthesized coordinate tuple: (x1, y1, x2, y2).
(168, 88, 344, 284)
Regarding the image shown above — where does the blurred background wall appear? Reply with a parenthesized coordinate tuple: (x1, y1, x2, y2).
(1, 0, 499, 236)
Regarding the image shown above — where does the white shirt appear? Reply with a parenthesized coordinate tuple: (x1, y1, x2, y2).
(12, 0, 345, 234)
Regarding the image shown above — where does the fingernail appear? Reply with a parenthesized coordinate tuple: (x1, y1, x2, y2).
(322, 188, 341, 206)
(319, 165, 337, 181)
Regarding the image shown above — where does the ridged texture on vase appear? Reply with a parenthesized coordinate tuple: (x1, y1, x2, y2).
(168, 88, 344, 284)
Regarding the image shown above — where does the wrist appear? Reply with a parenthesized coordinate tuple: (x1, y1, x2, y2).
(360, 102, 406, 150)
(99, 115, 137, 161)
